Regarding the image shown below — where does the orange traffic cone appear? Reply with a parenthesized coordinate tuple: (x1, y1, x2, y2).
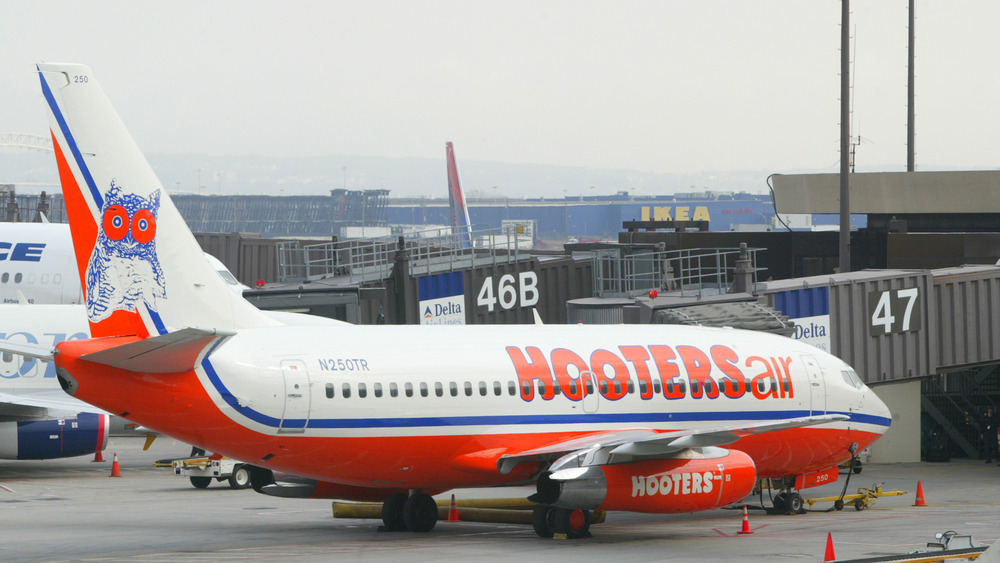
(109, 452, 121, 477)
(736, 504, 753, 534)
(913, 480, 926, 506)
(92, 449, 104, 462)
(447, 494, 460, 522)
(824, 532, 836, 561)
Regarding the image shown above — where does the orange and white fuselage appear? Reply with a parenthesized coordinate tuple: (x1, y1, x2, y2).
(36, 62, 890, 520)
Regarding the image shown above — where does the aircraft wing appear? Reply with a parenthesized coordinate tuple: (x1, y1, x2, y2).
(497, 414, 847, 474)
(0, 389, 110, 420)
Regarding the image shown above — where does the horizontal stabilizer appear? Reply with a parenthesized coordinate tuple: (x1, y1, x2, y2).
(0, 341, 55, 362)
(80, 327, 235, 373)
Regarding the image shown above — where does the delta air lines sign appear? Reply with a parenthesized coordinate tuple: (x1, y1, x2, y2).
(419, 272, 466, 325)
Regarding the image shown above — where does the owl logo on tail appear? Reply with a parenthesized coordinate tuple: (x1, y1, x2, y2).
(86, 181, 166, 322)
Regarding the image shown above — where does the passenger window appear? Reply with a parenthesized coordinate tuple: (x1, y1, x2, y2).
(585, 379, 595, 395)
(358, 382, 367, 398)
(493, 381, 502, 396)
(653, 380, 662, 394)
(464, 381, 473, 397)
(538, 381, 546, 396)
(613, 380, 622, 395)
(639, 380, 649, 395)
(14, 273, 21, 283)
(553, 384, 561, 395)
(390, 382, 399, 397)
(1, 273, 7, 283)
(406, 382, 414, 397)
(479, 381, 487, 396)
(435, 382, 444, 397)
(419, 382, 428, 397)
(569, 380, 578, 396)
(449, 381, 458, 397)
(325, 383, 334, 399)
(342, 383, 351, 399)
(508, 381, 517, 396)
(374, 383, 383, 398)
(521, 380, 532, 396)
(627, 380, 635, 394)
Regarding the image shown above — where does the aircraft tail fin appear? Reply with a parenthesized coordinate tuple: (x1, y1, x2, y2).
(37, 63, 279, 339)
(446, 142, 473, 248)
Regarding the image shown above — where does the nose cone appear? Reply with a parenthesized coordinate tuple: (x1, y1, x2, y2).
(867, 388, 893, 434)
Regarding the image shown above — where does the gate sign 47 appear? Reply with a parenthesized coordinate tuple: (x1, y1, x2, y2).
(868, 287, 921, 336)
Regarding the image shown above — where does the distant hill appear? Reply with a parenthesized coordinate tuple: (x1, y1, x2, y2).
(0, 150, 796, 199)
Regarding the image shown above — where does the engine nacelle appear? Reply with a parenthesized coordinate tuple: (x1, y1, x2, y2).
(0, 413, 109, 460)
(536, 447, 757, 514)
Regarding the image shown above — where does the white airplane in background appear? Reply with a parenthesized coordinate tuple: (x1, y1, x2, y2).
(0, 303, 108, 460)
(0, 222, 82, 305)
(21, 63, 891, 539)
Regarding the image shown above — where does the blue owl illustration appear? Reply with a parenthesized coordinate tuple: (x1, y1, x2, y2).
(86, 181, 166, 322)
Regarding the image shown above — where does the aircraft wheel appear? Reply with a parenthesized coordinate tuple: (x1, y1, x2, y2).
(403, 493, 438, 533)
(190, 476, 212, 489)
(532, 504, 556, 538)
(553, 508, 591, 539)
(787, 493, 804, 514)
(228, 465, 251, 489)
(852, 462, 863, 474)
(381, 493, 408, 531)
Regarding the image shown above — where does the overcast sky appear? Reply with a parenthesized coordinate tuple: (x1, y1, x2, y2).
(2, 1, 998, 176)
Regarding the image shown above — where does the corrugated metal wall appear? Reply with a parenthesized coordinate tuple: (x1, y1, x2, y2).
(934, 266, 1000, 369)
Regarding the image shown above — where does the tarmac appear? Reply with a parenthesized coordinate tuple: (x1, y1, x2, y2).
(1, 436, 998, 562)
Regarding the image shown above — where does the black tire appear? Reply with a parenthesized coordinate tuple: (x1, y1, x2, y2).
(402, 493, 438, 533)
(787, 493, 804, 514)
(381, 493, 408, 531)
(532, 505, 555, 538)
(854, 499, 867, 511)
(834, 499, 845, 511)
(190, 476, 212, 489)
(228, 465, 251, 489)
(852, 463, 863, 474)
(553, 508, 591, 539)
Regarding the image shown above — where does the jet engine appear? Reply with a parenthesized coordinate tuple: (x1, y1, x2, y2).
(534, 447, 757, 513)
(0, 413, 109, 460)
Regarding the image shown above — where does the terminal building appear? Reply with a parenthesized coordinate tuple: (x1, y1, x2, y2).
(4, 170, 1000, 465)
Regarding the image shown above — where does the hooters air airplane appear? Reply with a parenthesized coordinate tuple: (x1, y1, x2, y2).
(23, 63, 891, 539)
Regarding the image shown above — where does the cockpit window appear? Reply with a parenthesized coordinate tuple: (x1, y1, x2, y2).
(841, 369, 865, 389)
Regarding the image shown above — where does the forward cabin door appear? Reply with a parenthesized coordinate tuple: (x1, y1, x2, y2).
(279, 359, 311, 433)
(800, 354, 827, 415)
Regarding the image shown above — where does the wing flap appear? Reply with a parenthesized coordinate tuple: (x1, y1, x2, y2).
(80, 327, 235, 373)
(497, 414, 848, 474)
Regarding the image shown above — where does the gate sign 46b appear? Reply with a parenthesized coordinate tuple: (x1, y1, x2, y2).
(477, 272, 539, 312)
(868, 287, 921, 336)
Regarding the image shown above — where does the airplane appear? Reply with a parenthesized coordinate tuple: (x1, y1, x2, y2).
(446, 142, 473, 248)
(25, 62, 891, 538)
(0, 303, 109, 460)
(0, 222, 83, 305)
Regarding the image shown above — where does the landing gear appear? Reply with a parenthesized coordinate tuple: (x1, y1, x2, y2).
(380, 492, 438, 533)
(771, 490, 804, 514)
(531, 505, 591, 539)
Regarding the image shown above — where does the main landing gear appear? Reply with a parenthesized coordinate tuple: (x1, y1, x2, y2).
(380, 492, 438, 533)
(531, 504, 592, 539)
(771, 490, 805, 514)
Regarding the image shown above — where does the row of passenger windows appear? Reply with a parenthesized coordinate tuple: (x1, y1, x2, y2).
(323, 376, 788, 400)
(0, 272, 62, 284)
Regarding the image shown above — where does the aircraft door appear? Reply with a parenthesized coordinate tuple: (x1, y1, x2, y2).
(279, 359, 311, 433)
(800, 354, 827, 415)
(581, 372, 599, 414)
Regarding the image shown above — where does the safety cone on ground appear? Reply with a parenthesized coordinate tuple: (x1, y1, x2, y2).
(109, 453, 121, 477)
(824, 532, 836, 561)
(92, 449, 104, 463)
(913, 480, 926, 506)
(736, 504, 753, 534)
(447, 494, 460, 522)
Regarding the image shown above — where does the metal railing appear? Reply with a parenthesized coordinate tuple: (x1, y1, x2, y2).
(276, 225, 532, 283)
(591, 247, 763, 298)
